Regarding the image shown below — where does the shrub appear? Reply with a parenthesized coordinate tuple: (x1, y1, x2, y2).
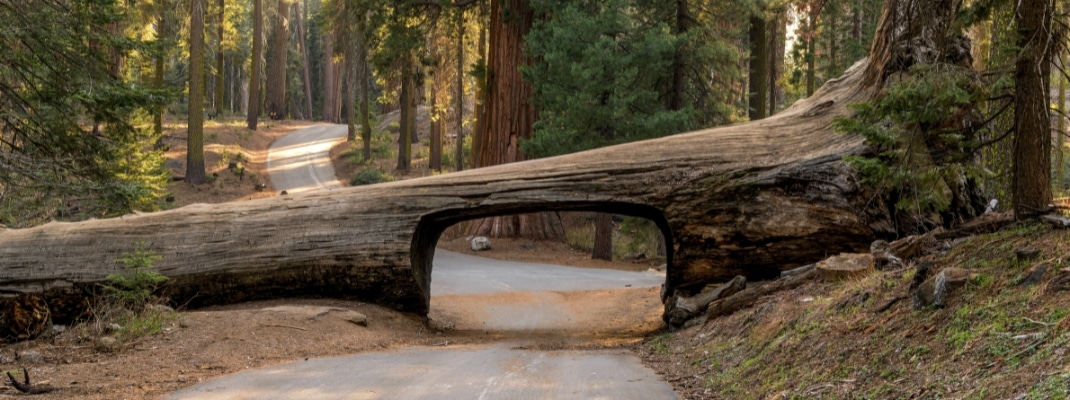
(101, 242, 168, 308)
(350, 168, 394, 186)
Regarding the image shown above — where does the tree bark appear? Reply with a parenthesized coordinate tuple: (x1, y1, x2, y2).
(186, 0, 207, 185)
(1012, 0, 1053, 218)
(2, 62, 884, 325)
(466, 0, 564, 241)
(345, 40, 357, 142)
(748, 13, 768, 120)
(397, 64, 414, 171)
(669, 0, 689, 111)
(247, 0, 263, 130)
(266, 0, 290, 120)
(215, 0, 225, 117)
(592, 213, 613, 261)
(455, 8, 465, 172)
(295, 1, 314, 121)
(359, 37, 372, 161)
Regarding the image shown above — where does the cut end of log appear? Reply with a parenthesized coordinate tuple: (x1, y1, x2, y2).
(816, 253, 875, 282)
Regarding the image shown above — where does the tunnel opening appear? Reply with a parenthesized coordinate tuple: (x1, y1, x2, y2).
(411, 202, 674, 335)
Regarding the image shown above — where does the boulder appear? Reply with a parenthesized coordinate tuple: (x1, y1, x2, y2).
(470, 236, 492, 251)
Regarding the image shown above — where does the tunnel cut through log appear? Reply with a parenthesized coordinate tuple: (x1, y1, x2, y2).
(413, 202, 676, 307)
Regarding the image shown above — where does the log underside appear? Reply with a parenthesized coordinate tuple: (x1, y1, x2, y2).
(0, 61, 886, 323)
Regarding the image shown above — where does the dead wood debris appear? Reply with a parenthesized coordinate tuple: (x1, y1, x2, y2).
(6, 367, 57, 394)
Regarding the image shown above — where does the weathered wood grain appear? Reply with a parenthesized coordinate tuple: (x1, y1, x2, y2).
(0, 62, 886, 323)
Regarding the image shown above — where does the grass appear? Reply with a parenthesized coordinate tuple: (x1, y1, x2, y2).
(644, 221, 1070, 399)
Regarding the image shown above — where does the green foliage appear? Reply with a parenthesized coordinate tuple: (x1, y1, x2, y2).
(521, 0, 692, 158)
(102, 242, 169, 308)
(0, 0, 171, 228)
(349, 168, 394, 186)
(440, 133, 473, 171)
(834, 63, 993, 212)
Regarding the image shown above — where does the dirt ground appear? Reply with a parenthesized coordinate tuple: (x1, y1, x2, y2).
(0, 119, 670, 398)
(161, 117, 327, 206)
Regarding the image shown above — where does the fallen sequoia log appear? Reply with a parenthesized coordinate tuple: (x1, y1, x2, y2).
(0, 63, 881, 325)
(0, 0, 981, 327)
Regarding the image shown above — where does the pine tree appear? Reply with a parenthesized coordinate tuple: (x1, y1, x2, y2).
(187, 0, 208, 184)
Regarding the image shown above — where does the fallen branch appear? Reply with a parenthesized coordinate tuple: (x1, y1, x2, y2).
(705, 269, 817, 321)
(6, 367, 57, 394)
(873, 295, 907, 313)
(666, 276, 746, 327)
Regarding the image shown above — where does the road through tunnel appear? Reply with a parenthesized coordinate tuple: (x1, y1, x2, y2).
(410, 200, 676, 331)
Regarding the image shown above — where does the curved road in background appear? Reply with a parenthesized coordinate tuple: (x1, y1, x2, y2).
(266, 124, 348, 193)
(166, 125, 676, 400)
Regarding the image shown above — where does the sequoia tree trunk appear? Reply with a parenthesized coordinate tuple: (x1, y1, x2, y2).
(466, 0, 563, 241)
(0, 0, 982, 330)
(247, 0, 263, 130)
(266, 0, 289, 120)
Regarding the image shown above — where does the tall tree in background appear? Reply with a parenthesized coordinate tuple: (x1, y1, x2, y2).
(748, 5, 768, 120)
(154, 0, 181, 140)
(296, 1, 314, 120)
(1012, 0, 1054, 218)
(187, 0, 208, 184)
(215, 0, 225, 116)
(247, 0, 263, 129)
(466, 0, 564, 240)
(266, 0, 290, 119)
(454, 7, 466, 172)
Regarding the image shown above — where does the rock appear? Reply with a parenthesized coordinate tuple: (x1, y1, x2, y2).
(179, 320, 191, 329)
(1019, 264, 1048, 287)
(107, 323, 122, 333)
(0, 293, 51, 342)
(95, 336, 120, 352)
(470, 236, 491, 251)
(17, 350, 44, 364)
(51, 325, 66, 335)
(816, 253, 874, 282)
(914, 267, 973, 309)
(520, 242, 535, 250)
(341, 311, 369, 327)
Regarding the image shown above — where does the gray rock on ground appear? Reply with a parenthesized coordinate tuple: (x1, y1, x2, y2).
(470, 236, 492, 251)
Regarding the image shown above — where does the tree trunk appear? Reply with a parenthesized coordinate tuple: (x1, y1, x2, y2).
(0, 0, 980, 329)
(471, 1, 487, 169)
(266, 0, 290, 120)
(805, 10, 817, 96)
(455, 8, 465, 172)
(592, 213, 613, 261)
(323, 33, 336, 123)
(397, 64, 413, 171)
(186, 0, 207, 185)
(1058, 53, 1066, 191)
(670, 0, 689, 111)
(215, 0, 225, 117)
(296, 0, 314, 121)
(466, 0, 563, 241)
(345, 41, 357, 142)
(748, 14, 767, 120)
(247, 0, 263, 130)
(1012, 0, 1053, 218)
(359, 35, 372, 161)
(2, 61, 886, 326)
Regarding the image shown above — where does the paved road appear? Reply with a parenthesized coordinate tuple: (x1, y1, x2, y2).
(165, 345, 675, 400)
(431, 250, 664, 296)
(266, 124, 348, 193)
(165, 125, 677, 400)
